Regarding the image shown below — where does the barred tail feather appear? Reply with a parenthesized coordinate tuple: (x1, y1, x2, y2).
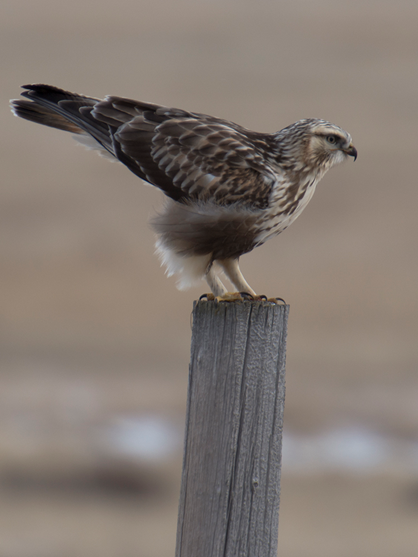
(10, 99, 84, 134)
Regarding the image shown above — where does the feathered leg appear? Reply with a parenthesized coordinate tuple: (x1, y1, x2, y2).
(205, 266, 228, 297)
(218, 258, 256, 297)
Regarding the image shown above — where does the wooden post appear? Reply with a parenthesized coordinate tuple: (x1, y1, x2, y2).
(175, 300, 289, 557)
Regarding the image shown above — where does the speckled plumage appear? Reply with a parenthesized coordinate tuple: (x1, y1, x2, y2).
(11, 84, 357, 296)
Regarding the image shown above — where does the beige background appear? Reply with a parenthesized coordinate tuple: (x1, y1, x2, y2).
(1, 0, 418, 555)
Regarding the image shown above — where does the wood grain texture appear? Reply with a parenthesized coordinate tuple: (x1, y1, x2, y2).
(176, 300, 289, 557)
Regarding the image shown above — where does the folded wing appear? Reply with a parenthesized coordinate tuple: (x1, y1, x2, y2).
(11, 84, 277, 208)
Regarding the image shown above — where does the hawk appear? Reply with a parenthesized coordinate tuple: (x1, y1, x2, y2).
(11, 85, 357, 298)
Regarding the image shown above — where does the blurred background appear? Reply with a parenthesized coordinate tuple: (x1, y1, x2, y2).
(1, 0, 418, 555)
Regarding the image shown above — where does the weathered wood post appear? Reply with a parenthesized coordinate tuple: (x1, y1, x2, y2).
(175, 299, 289, 557)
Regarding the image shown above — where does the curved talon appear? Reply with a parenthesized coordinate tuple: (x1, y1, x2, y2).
(199, 293, 215, 301)
(267, 297, 286, 304)
(239, 291, 254, 301)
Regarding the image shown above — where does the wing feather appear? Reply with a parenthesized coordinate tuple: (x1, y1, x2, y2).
(13, 85, 278, 209)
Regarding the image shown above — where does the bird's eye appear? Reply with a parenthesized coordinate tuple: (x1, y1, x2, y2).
(326, 135, 337, 145)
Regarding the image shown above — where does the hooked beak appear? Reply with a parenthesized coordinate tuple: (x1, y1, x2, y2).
(344, 144, 357, 161)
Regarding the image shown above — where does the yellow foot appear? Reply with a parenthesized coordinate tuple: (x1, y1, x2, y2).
(199, 293, 286, 304)
(215, 292, 248, 302)
(199, 292, 249, 302)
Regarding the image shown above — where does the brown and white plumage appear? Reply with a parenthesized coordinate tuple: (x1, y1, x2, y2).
(11, 84, 357, 297)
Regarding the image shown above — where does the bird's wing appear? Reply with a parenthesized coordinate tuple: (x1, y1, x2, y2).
(12, 85, 277, 209)
(104, 99, 277, 208)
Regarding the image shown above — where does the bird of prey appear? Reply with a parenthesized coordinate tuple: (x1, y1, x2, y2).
(11, 84, 357, 299)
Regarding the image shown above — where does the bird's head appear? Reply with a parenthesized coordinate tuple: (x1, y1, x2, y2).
(305, 119, 357, 165)
(276, 119, 357, 175)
